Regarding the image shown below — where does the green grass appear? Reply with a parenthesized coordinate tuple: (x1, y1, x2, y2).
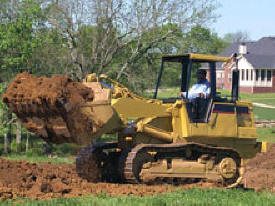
(240, 92, 275, 99)
(251, 99, 275, 107)
(253, 106, 275, 120)
(144, 87, 179, 99)
(3, 188, 275, 206)
(2, 154, 75, 164)
(257, 127, 275, 143)
(218, 89, 275, 100)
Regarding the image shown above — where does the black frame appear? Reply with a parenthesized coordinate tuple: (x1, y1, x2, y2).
(153, 54, 239, 102)
(154, 55, 218, 100)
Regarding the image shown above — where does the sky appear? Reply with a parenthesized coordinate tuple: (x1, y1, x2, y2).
(213, 0, 275, 41)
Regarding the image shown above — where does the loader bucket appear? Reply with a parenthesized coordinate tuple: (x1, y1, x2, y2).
(2, 72, 122, 145)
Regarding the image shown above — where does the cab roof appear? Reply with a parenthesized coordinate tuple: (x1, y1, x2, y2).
(162, 53, 231, 63)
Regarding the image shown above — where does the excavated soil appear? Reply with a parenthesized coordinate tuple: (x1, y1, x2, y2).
(0, 144, 274, 200)
(0, 158, 219, 200)
(243, 144, 275, 192)
(2, 72, 96, 145)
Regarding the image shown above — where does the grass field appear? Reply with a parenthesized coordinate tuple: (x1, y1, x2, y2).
(2, 154, 75, 164)
(253, 106, 275, 120)
(251, 99, 275, 107)
(2, 188, 275, 206)
(257, 127, 275, 143)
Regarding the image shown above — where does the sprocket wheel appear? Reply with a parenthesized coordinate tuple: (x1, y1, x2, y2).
(218, 156, 240, 186)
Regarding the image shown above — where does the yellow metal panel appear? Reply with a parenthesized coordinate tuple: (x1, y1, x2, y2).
(261, 142, 272, 153)
(208, 112, 237, 138)
(171, 101, 190, 141)
(189, 53, 231, 62)
(112, 97, 169, 121)
(190, 123, 208, 137)
(179, 104, 190, 138)
(238, 128, 257, 138)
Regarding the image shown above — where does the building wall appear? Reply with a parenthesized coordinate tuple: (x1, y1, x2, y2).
(253, 71, 275, 93)
(223, 62, 232, 91)
(207, 56, 275, 93)
(238, 58, 255, 87)
(239, 87, 253, 93)
(216, 70, 224, 89)
(218, 56, 275, 93)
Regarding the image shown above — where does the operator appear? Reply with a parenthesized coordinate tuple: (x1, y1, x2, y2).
(180, 69, 210, 100)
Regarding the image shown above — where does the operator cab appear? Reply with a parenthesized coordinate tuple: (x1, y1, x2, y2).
(153, 53, 239, 123)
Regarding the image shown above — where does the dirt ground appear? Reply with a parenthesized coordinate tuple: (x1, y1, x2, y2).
(0, 144, 274, 200)
(243, 144, 275, 192)
(0, 158, 219, 200)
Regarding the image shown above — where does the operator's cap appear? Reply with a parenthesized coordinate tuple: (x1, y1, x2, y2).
(197, 69, 207, 76)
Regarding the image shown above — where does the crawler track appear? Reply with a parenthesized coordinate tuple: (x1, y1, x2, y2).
(122, 143, 241, 186)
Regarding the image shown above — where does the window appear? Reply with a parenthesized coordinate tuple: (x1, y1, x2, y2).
(256, 69, 259, 81)
(261, 70, 265, 81)
(246, 69, 249, 81)
(242, 69, 244, 81)
(267, 70, 272, 81)
(250, 70, 253, 81)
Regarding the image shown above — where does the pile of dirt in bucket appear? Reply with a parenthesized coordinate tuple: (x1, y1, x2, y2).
(2, 72, 97, 145)
(243, 144, 275, 192)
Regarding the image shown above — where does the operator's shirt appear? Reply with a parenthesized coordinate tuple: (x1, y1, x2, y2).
(182, 80, 210, 100)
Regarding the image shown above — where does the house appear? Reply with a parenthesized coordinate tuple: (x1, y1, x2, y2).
(216, 37, 275, 93)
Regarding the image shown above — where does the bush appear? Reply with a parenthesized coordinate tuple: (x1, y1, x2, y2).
(26, 148, 44, 157)
(53, 143, 80, 156)
(10, 139, 18, 153)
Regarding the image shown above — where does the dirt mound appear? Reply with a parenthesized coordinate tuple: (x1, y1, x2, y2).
(0, 158, 218, 200)
(243, 144, 275, 192)
(2, 72, 97, 145)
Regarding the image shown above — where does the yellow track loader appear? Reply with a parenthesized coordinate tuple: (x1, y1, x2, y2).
(76, 53, 266, 187)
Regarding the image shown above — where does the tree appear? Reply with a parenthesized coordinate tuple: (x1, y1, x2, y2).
(180, 25, 229, 54)
(0, 0, 46, 153)
(0, 83, 11, 153)
(45, 0, 218, 79)
(223, 31, 250, 44)
(0, 0, 45, 79)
